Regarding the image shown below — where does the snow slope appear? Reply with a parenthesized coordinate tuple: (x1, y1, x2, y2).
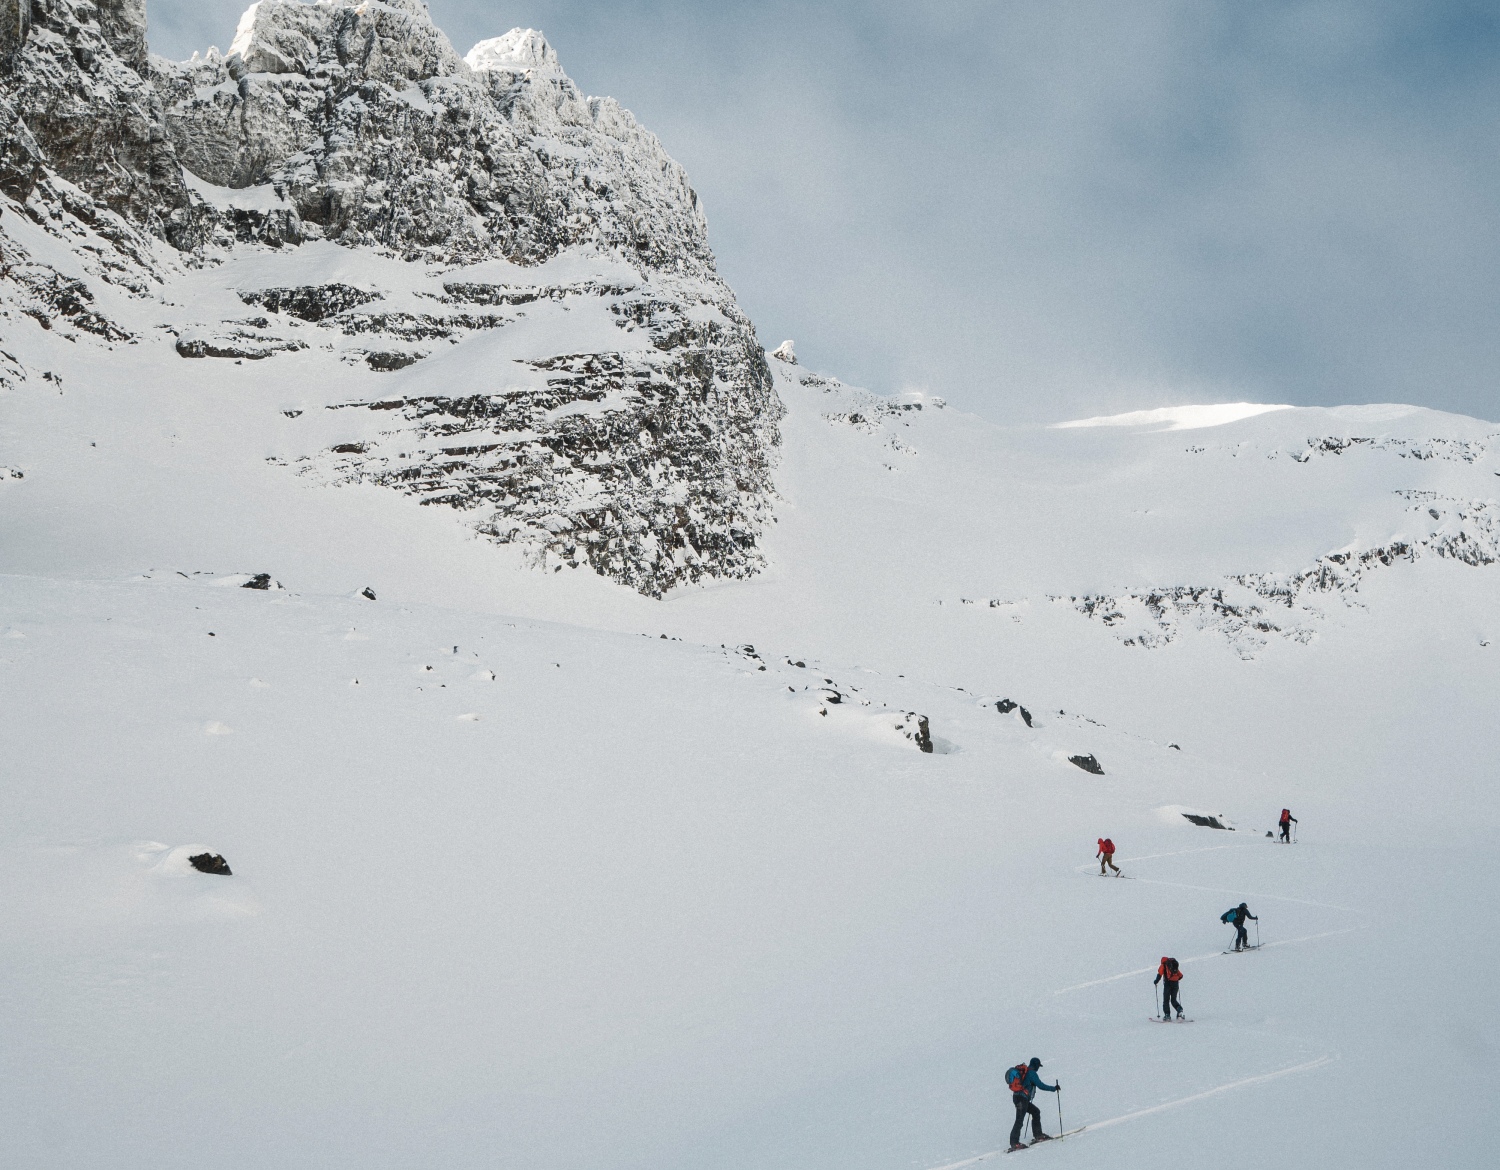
(2, 328, 1498, 1168)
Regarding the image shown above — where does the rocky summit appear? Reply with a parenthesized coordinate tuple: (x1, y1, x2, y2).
(0, 0, 781, 596)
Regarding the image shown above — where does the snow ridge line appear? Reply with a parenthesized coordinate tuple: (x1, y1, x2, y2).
(1051, 927, 1361, 995)
(922, 1055, 1337, 1170)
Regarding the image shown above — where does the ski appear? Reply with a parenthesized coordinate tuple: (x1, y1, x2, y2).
(1222, 945, 1263, 954)
(1149, 1016, 1194, 1023)
(1003, 1128, 1087, 1152)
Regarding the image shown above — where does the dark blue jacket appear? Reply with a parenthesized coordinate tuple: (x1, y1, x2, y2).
(1012, 1068, 1058, 1100)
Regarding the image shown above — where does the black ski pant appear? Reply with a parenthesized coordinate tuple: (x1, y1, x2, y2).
(1235, 922, 1249, 949)
(1010, 1094, 1043, 1145)
(1162, 980, 1182, 1017)
(1280, 822, 1291, 842)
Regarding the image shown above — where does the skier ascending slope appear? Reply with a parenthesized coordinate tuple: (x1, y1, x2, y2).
(1154, 956, 1185, 1019)
(1221, 902, 1258, 951)
(1279, 808, 1298, 843)
(1096, 837, 1120, 876)
(1005, 1057, 1059, 1151)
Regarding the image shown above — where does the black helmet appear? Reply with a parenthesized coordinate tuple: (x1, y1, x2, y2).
(1029, 1057, 1042, 1069)
(1239, 902, 1247, 909)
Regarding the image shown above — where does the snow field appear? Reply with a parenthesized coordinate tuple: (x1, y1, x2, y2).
(0, 567, 1494, 1169)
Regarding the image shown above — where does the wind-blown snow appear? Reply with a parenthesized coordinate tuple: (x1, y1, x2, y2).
(1053, 402, 1294, 431)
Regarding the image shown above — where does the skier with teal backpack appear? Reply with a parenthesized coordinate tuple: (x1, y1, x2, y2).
(1005, 1057, 1059, 1151)
(1221, 902, 1258, 951)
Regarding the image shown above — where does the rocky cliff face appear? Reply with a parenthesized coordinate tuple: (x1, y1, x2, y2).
(0, 0, 781, 596)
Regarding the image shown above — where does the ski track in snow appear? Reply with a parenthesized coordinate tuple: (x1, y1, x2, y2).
(923, 1055, 1337, 1170)
(1051, 928, 1362, 995)
(1127, 876, 1355, 914)
(1075, 844, 1250, 868)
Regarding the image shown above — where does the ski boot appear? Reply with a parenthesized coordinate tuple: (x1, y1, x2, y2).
(1031, 1134, 1053, 1144)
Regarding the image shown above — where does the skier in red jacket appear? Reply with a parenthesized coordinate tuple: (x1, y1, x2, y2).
(1154, 956, 1184, 1020)
(1097, 837, 1120, 876)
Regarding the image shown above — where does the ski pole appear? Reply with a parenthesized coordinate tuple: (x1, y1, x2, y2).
(1056, 1086, 1063, 1136)
(1255, 919, 1261, 948)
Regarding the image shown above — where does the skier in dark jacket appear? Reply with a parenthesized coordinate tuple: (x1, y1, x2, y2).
(1006, 1057, 1059, 1151)
(1223, 902, 1258, 951)
(1279, 809, 1298, 843)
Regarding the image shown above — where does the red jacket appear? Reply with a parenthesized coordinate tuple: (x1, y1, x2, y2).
(1097, 838, 1115, 856)
(1156, 958, 1182, 983)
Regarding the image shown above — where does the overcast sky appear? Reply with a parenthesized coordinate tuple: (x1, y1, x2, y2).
(147, 1, 1500, 423)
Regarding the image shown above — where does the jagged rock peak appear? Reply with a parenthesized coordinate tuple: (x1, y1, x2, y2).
(224, 0, 468, 82)
(466, 28, 562, 76)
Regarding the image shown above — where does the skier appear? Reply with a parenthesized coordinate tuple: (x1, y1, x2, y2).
(1005, 1057, 1059, 1151)
(1221, 902, 1258, 951)
(1154, 956, 1184, 1019)
(1096, 836, 1120, 876)
(1279, 808, 1298, 843)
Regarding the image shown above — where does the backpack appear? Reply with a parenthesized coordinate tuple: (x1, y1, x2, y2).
(1221, 908, 1236, 924)
(1280, 809, 1291, 822)
(1100, 838, 1114, 853)
(1005, 1063, 1029, 1094)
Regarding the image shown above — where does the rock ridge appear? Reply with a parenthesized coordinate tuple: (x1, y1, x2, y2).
(0, 0, 783, 597)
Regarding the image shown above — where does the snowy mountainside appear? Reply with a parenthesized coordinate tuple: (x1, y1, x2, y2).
(4, 320, 1499, 1170)
(3, 3, 1500, 1168)
(0, 0, 780, 596)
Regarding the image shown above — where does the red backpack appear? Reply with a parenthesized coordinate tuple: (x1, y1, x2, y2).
(1005, 1063, 1029, 1093)
(1100, 838, 1115, 854)
(1280, 809, 1291, 823)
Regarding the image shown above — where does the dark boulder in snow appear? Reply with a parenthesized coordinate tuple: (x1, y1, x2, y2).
(364, 351, 424, 372)
(188, 852, 232, 875)
(360, 587, 377, 600)
(1182, 813, 1233, 830)
(900, 713, 933, 753)
(996, 699, 1034, 727)
(1068, 753, 1104, 775)
(241, 573, 274, 590)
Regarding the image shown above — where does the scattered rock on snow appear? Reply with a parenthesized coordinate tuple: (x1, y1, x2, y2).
(898, 712, 934, 753)
(996, 698, 1034, 727)
(239, 285, 382, 322)
(1068, 754, 1104, 775)
(241, 573, 274, 590)
(188, 852, 232, 875)
(364, 350, 424, 372)
(1182, 813, 1233, 830)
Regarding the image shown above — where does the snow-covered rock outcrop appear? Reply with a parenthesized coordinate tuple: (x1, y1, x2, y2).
(0, 0, 780, 596)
